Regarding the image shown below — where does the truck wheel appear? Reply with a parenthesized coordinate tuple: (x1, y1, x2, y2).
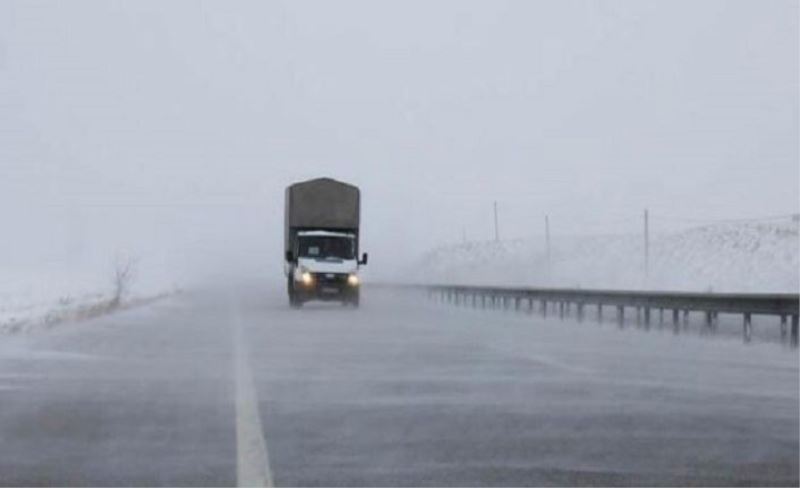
(288, 276, 302, 308)
(290, 293, 303, 308)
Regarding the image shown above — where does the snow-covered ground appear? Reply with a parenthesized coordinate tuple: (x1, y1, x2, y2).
(413, 220, 799, 293)
(0, 260, 177, 334)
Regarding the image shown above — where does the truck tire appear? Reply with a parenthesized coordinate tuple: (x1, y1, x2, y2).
(288, 276, 302, 308)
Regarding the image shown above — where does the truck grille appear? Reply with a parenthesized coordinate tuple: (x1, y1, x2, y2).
(314, 273, 347, 284)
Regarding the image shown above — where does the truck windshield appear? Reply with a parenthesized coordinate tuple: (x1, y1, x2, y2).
(298, 236, 355, 260)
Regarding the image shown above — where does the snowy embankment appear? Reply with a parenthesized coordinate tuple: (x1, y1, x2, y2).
(413, 221, 799, 293)
(0, 264, 177, 335)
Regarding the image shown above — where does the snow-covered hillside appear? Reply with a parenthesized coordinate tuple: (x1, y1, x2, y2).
(413, 221, 799, 293)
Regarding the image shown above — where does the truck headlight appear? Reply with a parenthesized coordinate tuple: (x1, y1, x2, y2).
(301, 271, 313, 285)
(347, 274, 359, 286)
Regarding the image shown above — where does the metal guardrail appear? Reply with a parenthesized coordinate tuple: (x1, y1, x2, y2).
(420, 284, 799, 345)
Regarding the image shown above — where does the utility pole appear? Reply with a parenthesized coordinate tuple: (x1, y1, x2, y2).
(545, 215, 551, 276)
(644, 208, 650, 280)
(493, 201, 500, 242)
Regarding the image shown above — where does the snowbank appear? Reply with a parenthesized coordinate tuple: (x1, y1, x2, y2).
(0, 259, 177, 334)
(413, 221, 799, 293)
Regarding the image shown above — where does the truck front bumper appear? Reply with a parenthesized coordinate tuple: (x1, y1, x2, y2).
(294, 273, 359, 302)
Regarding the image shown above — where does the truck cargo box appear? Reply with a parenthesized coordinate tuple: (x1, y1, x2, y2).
(284, 178, 360, 254)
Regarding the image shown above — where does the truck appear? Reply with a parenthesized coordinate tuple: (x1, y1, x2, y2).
(284, 177, 368, 307)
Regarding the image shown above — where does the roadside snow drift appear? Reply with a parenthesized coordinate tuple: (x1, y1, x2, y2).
(414, 221, 799, 293)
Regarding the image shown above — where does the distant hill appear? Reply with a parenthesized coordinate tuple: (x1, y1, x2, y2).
(414, 221, 799, 293)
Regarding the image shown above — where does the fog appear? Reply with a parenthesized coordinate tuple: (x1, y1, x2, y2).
(1, 0, 797, 289)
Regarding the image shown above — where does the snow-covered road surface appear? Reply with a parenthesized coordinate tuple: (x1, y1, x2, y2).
(0, 284, 796, 486)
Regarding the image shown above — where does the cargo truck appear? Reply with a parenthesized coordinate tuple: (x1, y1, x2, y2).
(284, 178, 368, 307)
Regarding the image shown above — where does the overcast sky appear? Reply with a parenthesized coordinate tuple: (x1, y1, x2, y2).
(1, 0, 797, 284)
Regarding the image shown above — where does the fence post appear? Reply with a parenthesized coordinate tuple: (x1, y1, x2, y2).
(743, 313, 752, 342)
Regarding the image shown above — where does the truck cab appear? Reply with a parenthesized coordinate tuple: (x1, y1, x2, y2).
(286, 230, 366, 307)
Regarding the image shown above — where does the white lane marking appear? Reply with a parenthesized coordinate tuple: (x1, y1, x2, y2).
(233, 300, 274, 487)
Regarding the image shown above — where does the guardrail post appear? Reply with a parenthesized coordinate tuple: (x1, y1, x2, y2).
(705, 311, 713, 333)
(780, 315, 787, 339)
(683, 310, 690, 328)
(791, 315, 798, 346)
(577, 303, 584, 323)
(559, 302, 565, 319)
(617, 306, 624, 327)
(597, 304, 603, 324)
(644, 307, 651, 329)
(672, 309, 679, 327)
(743, 313, 752, 342)
(541, 300, 547, 318)
(658, 308, 664, 327)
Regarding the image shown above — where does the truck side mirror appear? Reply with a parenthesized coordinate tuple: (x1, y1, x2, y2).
(360, 252, 368, 265)
(285, 251, 294, 263)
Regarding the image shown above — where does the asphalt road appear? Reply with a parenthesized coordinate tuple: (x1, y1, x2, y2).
(0, 284, 797, 486)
